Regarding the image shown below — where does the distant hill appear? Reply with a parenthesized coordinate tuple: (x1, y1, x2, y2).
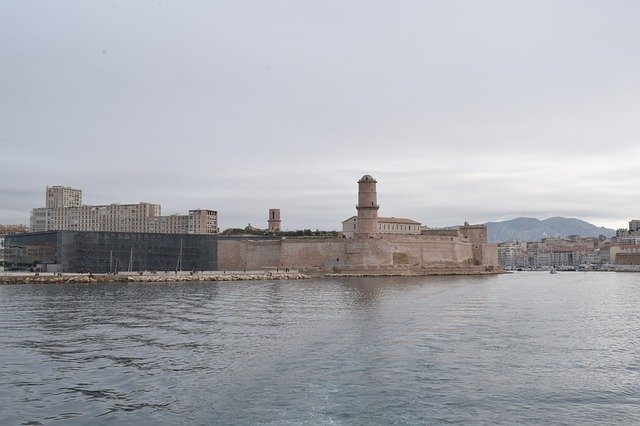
(485, 217, 616, 243)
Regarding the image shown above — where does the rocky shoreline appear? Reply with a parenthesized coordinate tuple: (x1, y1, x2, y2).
(326, 270, 503, 277)
(0, 267, 505, 285)
(326, 265, 504, 277)
(0, 272, 310, 285)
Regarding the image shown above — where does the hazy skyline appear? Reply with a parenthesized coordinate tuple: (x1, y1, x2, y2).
(2, 1, 639, 230)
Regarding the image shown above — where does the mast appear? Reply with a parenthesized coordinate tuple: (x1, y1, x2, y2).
(176, 239, 183, 272)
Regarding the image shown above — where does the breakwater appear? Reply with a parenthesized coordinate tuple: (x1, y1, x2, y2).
(0, 272, 310, 285)
(327, 266, 503, 277)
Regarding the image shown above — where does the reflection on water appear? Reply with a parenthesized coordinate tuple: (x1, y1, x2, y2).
(1, 272, 639, 424)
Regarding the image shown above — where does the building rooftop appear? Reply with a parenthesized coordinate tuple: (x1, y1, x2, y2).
(378, 216, 421, 225)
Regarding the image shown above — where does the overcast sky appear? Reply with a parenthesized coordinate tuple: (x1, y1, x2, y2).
(1, 1, 639, 231)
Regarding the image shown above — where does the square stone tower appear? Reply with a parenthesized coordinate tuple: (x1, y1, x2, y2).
(268, 209, 281, 232)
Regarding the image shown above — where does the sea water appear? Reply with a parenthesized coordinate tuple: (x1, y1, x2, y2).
(1, 272, 638, 424)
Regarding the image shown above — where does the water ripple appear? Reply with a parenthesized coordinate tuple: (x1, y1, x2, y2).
(1, 273, 639, 423)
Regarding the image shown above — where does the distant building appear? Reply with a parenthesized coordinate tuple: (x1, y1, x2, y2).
(611, 244, 640, 264)
(46, 186, 82, 208)
(30, 186, 218, 235)
(0, 225, 29, 234)
(31, 202, 162, 233)
(267, 209, 281, 232)
(0, 225, 30, 268)
(630, 220, 640, 233)
(342, 216, 422, 239)
(4, 231, 217, 273)
(149, 214, 189, 234)
(497, 235, 611, 269)
(189, 209, 219, 234)
(497, 240, 528, 269)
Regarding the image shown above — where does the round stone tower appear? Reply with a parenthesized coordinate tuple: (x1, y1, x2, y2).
(355, 175, 379, 237)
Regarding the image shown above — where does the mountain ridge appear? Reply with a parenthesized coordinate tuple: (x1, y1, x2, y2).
(484, 217, 615, 243)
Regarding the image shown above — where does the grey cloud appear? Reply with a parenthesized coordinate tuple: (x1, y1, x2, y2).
(1, 1, 640, 229)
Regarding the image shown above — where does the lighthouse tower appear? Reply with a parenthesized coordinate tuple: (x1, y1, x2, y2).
(354, 175, 379, 237)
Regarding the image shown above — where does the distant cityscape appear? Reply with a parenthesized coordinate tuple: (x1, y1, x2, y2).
(1, 184, 639, 271)
(498, 220, 640, 270)
(0, 177, 499, 274)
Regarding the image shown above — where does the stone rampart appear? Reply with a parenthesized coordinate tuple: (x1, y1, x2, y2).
(345, 234, 474, 269)
(216, 234, 501, 273)
(481, 243, 499, 267)
(421, 229, 460, 237)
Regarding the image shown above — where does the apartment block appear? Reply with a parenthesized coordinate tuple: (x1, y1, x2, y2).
(189, 210, 219, 234)
(30, 187, 218, 235)
(46, 186, 82, 208)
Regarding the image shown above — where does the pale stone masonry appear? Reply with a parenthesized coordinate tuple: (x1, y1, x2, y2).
(218, 174, 499, 273)
(343, 175, 422, 238)
(342, 216, 422, 239)
(30, 186, 218, 235)
(354, 175, 379, 237)
(268, 209, 281, 232)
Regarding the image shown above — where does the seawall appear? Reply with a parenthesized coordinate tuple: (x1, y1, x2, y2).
(0, 271, 310, 285)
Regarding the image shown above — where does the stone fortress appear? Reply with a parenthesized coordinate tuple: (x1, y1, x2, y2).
(218, 175, 499, 274)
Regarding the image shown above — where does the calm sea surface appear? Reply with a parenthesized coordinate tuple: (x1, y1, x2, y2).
(1, 272, 639, 425)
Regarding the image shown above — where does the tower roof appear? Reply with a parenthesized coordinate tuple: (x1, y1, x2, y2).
(358, 174, 376, 183)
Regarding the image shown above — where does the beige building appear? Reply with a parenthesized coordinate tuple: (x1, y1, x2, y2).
(46, 186, 82, 209)
(31, 202, 162, 233)
(189, 209, 219, 234)
(30, 187, 218, 235)
(149, 214, 189, 234)
(342, 216, 421, 238)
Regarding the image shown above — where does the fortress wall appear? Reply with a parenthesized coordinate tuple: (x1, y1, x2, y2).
(242, 240, 282, 269)
(217, 240, 244, 270)
(421, 238, 473, 264)
(481, 243, 499, 267)
(280, 239, 346, 270)
(218, 238, 345, 271)
(421, 229, 461, 237)
(346, 234, 474, 268)
(346, 239, 394, 267)
(218, 239, 283, 270)
(217, 234, 496, 272)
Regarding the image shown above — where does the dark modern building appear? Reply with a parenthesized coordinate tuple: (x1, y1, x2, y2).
(4, 231, 217, 273)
